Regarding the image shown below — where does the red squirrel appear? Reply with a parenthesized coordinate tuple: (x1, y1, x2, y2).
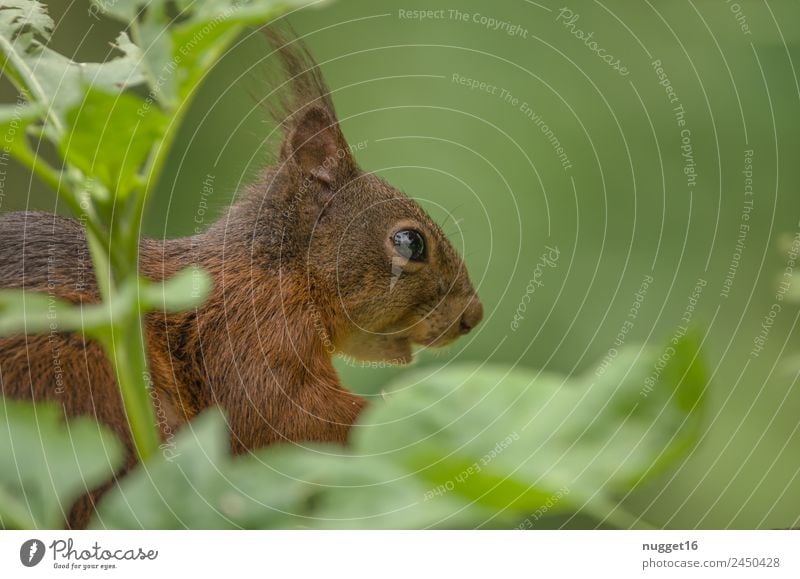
(0, 32, 483, 527)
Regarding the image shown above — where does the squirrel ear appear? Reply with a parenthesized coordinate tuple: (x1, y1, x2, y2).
(283, 106, 354, 186)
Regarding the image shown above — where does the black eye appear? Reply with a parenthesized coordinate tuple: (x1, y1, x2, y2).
(393, 229, 426, 261)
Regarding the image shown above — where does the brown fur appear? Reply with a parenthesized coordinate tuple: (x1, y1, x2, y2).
(0, 31, 482, 528)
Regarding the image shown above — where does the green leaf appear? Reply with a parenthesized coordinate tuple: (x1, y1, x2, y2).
(140, 267, 213, 313)
(94, 337, 705, 529)
(0, 8, 146, 138)
(61, 88, 166, 199)
(0, 101, 41, 155)
(92, 409, 484, 529)
(0, 267, 212, 337)
(133, 0, 322, 110)
(0, 290, 114, 336)
(0, 397, 124, 529)
(354, 334, 706, 525)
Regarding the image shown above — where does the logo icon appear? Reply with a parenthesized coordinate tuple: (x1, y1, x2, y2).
(20, 539, 45, 567)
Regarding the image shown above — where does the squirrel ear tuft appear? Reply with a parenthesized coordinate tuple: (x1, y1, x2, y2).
(283, 106, 354, 187)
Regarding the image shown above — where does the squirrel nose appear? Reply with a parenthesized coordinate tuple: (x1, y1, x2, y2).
(459, 298, 483, 334)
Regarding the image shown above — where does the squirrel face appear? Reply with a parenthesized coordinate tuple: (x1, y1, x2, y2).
(274, 108, 482, 365)
(317, 172, 483, 364)
(254, 36, 482, 364)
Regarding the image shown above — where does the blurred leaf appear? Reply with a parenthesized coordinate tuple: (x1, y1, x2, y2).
(140, 266, 212, 313)
(61, 88, 166, 198)
(355, 334, 706, 524)
(92, 409, 483, 529)
(0, 290, 112, 336)
(0, 102, 41, 155)
(94, 336, 705, 529)
(0, 268, 212, 336)
(101, 0, 322, 109)
(0, 6, 146, 138)
(0, 397, 124, 529)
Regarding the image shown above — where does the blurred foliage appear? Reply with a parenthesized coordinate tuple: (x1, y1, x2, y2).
(0, 398, 123, 529)
(0, 0, 297, 460)
(92, 337, 704, 529)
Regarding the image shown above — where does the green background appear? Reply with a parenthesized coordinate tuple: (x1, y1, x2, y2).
(3, 0, 799, 529)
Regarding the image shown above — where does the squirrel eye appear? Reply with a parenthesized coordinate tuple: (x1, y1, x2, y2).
(393, 229, 426, 261)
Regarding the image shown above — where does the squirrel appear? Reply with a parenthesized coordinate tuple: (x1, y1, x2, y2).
(0, 32, 482, 528)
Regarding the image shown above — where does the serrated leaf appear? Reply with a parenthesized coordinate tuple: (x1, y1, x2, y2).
(106, 0, 322, 109)
(0, 0, 53, 42)
(354, 335, 706, 524)
(94, 337, 705, 529)
(0, 397, 124, 529)
(0, 14, 146, 139)
(92, 409, 483, 529)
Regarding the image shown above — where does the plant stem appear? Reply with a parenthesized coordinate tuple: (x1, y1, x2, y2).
(100, 27, 245, 464)
(102, 304, 160, 462)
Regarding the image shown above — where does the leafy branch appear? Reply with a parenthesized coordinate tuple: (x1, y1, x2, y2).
(0, 0, 314, 460)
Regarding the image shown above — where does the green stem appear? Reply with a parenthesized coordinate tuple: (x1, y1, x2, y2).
(99, 27, 245, 463)
(101, 304, 160, 462)
(86, 219, 160, 461)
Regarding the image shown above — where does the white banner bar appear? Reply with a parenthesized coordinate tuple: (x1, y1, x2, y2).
(1, 531, 797, 578)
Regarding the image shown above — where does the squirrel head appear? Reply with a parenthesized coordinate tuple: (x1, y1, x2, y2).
(250, 31, 482, 364)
